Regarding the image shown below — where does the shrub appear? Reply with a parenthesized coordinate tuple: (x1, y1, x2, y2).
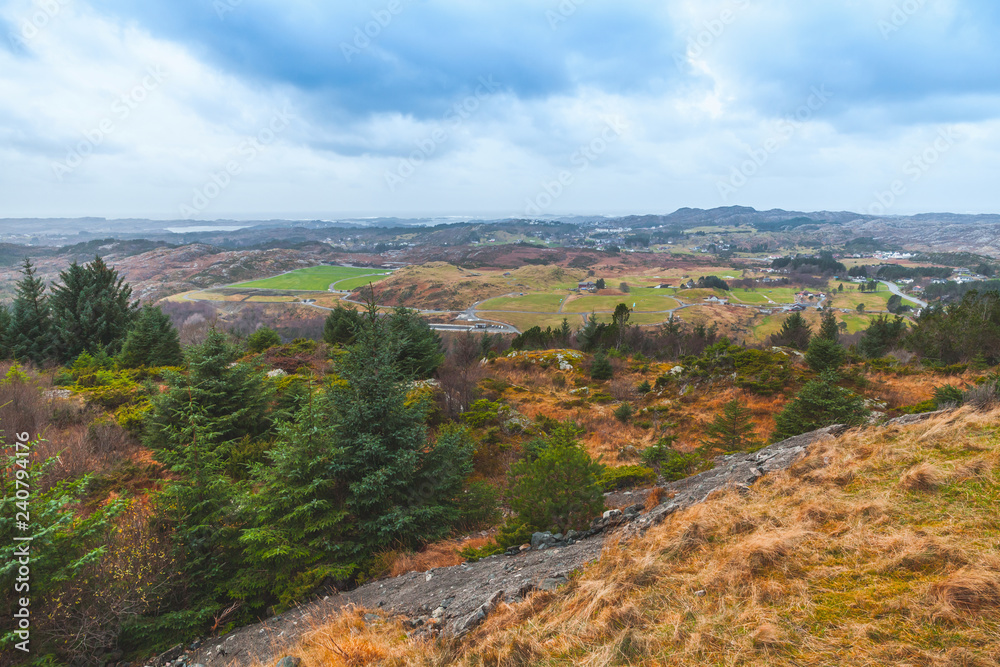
(246, 327, 282, 353)
(772, 371, 870, 441)
(637, 380, 651, 394)
(590, 351, 614, 380)
(805, 337, 845, 373)
(600, 465, 656, 491)
(702, 397, 760, 453)
(455, 481, 502, 531)
(641, 437, 703, 481)
(933, 384, 965, 408)
(614, 401, 634, 423)
(507, 424, 604, 533)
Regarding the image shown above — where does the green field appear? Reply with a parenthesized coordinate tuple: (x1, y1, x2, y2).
(235, 266, 392, 291)
(566, 293, 679, 313)
(477, 293, 570, 312)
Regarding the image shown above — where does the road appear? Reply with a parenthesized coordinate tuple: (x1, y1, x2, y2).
(880, 280, 928, 309)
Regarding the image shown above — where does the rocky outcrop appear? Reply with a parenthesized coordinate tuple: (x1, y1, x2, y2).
(176, 415, 951, 667)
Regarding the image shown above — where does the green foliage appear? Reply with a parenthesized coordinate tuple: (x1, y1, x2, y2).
(732, 348, 792, 394)
(590, 351, 614, 380)
(702, 397, 760, 453)
(858, 315, 907, 359)
(819, 309, 840, 342)
(599, 465, 656, 491)
(507, 424, 604, 534)
(323, 305, 363, 347)
(641, 438, 702, 481)
(6, 258, 54, 364)
(387, 307, 445, 380)
(770, 312, 812, 350)
(50, 256, 138, 362)
(454, 481, 502, 531)
(595, 278, 606, 289)
(246, 326, 282, 353)
(0, 304, 9, 359)
(806, 337, 846, 373)
(906, 291, 1000, 364)
(772, 371, 870, 441)
(933, 384, 965, 408)
(119, 305, 183, 368)
(1, 451, 127, 656)
(636, 379, 651, 394)
(238, 305, 474, 608)
(614, 401, 634, 423)
(461, 399, 503, 428)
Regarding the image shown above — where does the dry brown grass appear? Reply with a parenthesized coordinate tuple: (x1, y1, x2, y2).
(385, 536, 494, 577)
(262, 407, 1000, 666)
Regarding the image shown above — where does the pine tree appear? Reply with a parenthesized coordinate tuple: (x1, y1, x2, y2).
(819, 309, 840, 342)
(702, 397, 759, 453)
(322, 305, 363, 346)
(246, 326, 281, 354)
(145, 328, 273, 464)
(50, 256, 138, 362)
(7, 258, 54, 364)
(771, 312, 812, 350)
(559, 318, 572, 345)
(387, 306, 444, 380)
(590, 351, 613, 380)
(806, 336, 846, 373)
(0, 304, 10, 359)
(772, 371, 869, 441)
(119, 304, 184, 367)
(507, 424, 604, 533)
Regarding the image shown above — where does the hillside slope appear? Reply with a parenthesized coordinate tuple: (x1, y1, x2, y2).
(166, 407, 1000, 666)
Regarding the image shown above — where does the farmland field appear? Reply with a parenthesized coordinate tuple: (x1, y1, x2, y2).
(477, 293, 570, 312)
(565, 293, 679, 313)
(234, 266, 393, 291)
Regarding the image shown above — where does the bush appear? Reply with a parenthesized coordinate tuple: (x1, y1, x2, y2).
(641, 437, 703, 481)
(772, 371, 870, 441)
(805, 337, 845, 373)
(614, 401, 634, 423)
(590, 351, 613, 380)
(455, 481, 502, 531)
(600, 465, 656, 491)
(247, 327, 282, 353)
(507, 424, 604, 533)
(933, 384, 965, 408)
(636, 380, 651, 394)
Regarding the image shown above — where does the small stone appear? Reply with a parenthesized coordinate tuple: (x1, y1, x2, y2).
(603, 509, 622, 520)
(539, 576, 569, 591)
(432, 607, 446, 619)
(694, 590, 707, 597)
(275, 658, 302, 667)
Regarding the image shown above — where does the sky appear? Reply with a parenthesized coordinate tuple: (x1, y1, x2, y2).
(1, 0, 999, 221)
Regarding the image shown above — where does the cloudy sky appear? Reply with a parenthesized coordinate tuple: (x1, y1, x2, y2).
(1, 0, 998, 220)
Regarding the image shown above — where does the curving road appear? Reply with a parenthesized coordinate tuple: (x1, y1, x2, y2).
(880, 281, 928, 309)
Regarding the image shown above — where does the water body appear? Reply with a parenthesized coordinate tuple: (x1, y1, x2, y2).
(166, 225, 250, 233)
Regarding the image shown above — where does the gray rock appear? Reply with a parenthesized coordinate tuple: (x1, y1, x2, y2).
(540, 576, 569, 591)
(275, 658, 301, 667)
(531, 532, 560, 549)
(453, 590, 505, 636)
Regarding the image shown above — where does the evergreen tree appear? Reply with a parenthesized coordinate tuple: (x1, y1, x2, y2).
(595, 278, 606, 290)
(50, 256, 138, 362)
(0, 304, 9, 359)
(806, 336, 846, 373)
(858, 314, 907, 359)
(612, 303, 631, 350)
(772, 371, 869, 441)
(7, 258, 54, 364)
(590, 350, 613, 380)
(507, 424, 604, 534)
(145, 328, 273, 464)
(702, 397, 759, 453)
(239, 303, 475, 607)
(119, 304, 183, 367)
(246, 326, 282, 353)
(322, 305, 363, 346)
(771, 312, 812, 350)
(387, 306, 444, 380)
(559, 317, 572, 345)
(819, 309, 840, 342)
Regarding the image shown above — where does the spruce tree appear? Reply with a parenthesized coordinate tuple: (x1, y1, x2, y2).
(119, 304, 184, 368)
(239, 303, 474, 607)
(819, 309, 840, 342)
(0, 304, 9, 359)
(387, 306, 444, 380)
(8, 258, 54, 364)
(322, 305, 363, 346)
(771, 312, 812, 350)
(50, 256, 138, 362)
(590, 350, 614, 380)
(806, 336, 846, 373)
(145, 328, 273, 464)
(772, 371, 869, 441)
(702, 397, 759, 453)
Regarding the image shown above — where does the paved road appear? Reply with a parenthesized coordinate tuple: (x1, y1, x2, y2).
(880, 280, 928, 308)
